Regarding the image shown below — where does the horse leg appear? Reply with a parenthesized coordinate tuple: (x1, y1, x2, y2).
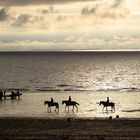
(75, 105, 78, 112)
(113, 106, 115, 112)
(102, 106, 104, 111)
(18, 95, 20, 100)
(47, 107, 49, 112)
(72, 105, 74, 111)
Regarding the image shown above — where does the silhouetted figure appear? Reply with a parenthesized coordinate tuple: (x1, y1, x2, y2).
(106, 97, 109, 104)
(68, 96, 71, 102)
(99, 101, 115, 112)
(62, 100, 79, 112)
(44, 101, 59, 112)
(3, 91, 6, 100)
(11, 91, 16, 99)
(0, 90, 3, 100)
(51, 97, 53, 103)
(17, 91, 20, 99)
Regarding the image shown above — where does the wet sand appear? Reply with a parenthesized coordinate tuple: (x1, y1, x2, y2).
(0, 117, 140, 140)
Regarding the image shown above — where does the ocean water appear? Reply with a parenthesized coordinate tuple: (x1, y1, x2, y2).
(0, 52, 140, 118)
(0, 52, 140, 92)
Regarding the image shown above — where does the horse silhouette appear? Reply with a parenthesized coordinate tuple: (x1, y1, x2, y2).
(99, 101, 115, 111)
(44, 101, 59, 112)
(62, 100, 79, 112)
(10, 91, 22, 99)
(0, 90, 3, 100)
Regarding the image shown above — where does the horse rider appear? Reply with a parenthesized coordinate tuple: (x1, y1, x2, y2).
(0, 90, 3, 100)
(68, 96, 71, 102)
(51, 97, 54, 103)
(106, 97, 109, 104)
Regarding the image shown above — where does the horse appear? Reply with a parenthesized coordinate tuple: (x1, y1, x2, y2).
(0, 90, 3, 100)
(44, 101, 59, 112)
(99, 101, 115, 111)
(10, 91, 22, 99)
(3, 91, 22, 100)
(62, 100, 79, 112)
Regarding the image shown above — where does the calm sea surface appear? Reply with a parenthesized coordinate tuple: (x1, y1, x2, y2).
(0, 52, 140, 118)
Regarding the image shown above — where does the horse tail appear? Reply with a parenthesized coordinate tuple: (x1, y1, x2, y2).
(76, 102, 79, 105)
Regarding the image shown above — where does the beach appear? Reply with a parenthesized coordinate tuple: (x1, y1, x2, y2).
(0, 117, 140, 140)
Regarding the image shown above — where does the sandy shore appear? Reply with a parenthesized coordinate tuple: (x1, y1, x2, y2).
(0, 117, 140, 140)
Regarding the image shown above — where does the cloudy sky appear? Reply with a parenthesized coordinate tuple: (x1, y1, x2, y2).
(0, 0, 140, 51)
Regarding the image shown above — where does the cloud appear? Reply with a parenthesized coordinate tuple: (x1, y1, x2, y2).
(0, 7, 9, 21)
(113, 0, 124, 8)
(81, 0, 130, 19)
(0, 35, 140, 51)
(41, 6, 58, 14)
(81, 6, 98, 15)
(11, 14, 31, 27)
(0, 0, 94, 6)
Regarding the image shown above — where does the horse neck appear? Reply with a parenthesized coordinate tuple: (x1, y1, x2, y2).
(100, 101, 103, 104)
(62, 100, 67, 103)
(45, 101, 50, 104)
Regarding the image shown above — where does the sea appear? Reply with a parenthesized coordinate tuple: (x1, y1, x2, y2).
(0, 51, 140, 118)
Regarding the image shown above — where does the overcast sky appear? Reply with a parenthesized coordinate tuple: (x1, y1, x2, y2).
(0, 0, 140, 51)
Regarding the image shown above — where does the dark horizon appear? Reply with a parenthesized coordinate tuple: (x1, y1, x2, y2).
(0, 50, 140, 53)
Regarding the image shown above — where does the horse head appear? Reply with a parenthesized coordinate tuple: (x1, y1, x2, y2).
(44, 101, 49, 105)
(62, 100, 65, 105)
(44, 101, 46, 105)
(99, 101, 102, 105)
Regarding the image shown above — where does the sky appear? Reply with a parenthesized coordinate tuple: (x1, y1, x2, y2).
(0, 0, 140, 51)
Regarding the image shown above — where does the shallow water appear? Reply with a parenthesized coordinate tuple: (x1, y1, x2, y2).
(0, 91, 140, 118)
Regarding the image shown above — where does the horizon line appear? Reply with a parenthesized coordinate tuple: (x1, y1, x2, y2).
(0, 49, 140, 52)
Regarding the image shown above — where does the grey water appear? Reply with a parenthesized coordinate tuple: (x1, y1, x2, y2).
(0, 51, 140, 92)
(0, 51, 140, 118)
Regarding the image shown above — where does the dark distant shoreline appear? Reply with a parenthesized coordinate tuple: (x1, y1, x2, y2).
(0, 50, 140, 53)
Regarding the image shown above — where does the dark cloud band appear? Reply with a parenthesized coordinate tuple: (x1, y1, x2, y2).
(0, 8, 9, 21)
(0, 0, 94, 6)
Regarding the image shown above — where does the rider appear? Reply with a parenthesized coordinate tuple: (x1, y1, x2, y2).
(106, 97, 109, 104)
(51, 97, 54, 103)
(68, 96, 71, 102)
(11, 91, 15, 99)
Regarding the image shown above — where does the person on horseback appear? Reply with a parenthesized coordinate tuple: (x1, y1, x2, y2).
(106, 97, 109, 104)
(51, 97, 54, 103)
(68, 96, 71, 102)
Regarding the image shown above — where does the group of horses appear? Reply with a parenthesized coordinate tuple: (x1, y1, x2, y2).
(0, 90, 22, 100)
(44, 99, 115, 112)
(44, 100, 80, 112)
